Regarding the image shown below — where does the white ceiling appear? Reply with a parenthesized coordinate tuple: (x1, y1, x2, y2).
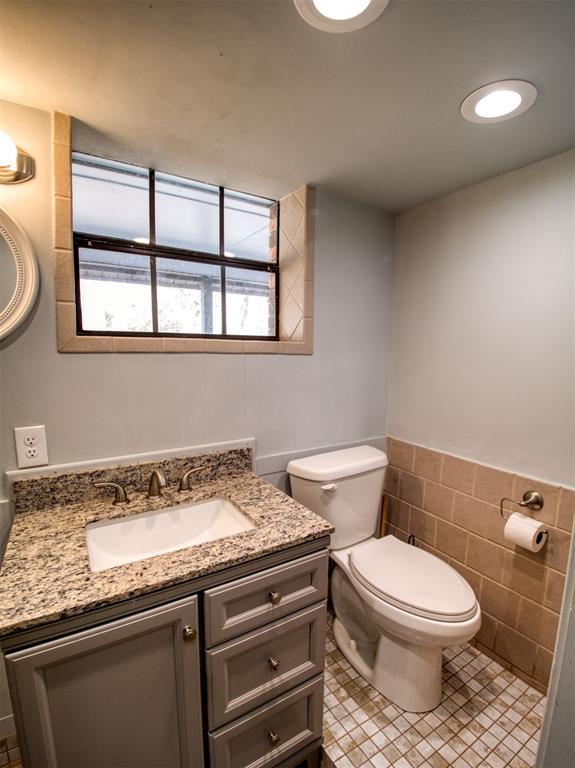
(1, 0, 574, 211)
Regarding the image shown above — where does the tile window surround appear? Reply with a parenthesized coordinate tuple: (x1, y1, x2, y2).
(384, 438, 574, 693)
(52, 112, 314, 354)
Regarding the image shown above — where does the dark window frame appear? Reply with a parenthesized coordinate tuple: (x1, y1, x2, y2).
(72, 156, 280, 341)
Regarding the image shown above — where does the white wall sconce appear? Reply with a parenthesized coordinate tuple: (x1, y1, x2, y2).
(294, 0, 389, 33)
(0, 131, 35, 184)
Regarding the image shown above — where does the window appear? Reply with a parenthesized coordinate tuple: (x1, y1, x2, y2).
(72, 153, 279, 339)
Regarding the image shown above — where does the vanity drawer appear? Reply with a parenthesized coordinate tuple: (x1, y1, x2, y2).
(209, 675, 324, 768)
(206, 601, 326, 728)
(204, 550, 328, 646)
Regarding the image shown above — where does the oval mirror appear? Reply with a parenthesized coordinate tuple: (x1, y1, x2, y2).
(0, 206, 39, 341)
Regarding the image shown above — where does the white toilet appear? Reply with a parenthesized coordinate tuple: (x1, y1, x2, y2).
(288, 445, 481, 713)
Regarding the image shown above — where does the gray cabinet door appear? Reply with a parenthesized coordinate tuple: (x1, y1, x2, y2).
(206, 602, 326, 728)
(6, 596, 204, 768)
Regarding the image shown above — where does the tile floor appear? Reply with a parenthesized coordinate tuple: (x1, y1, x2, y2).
(322, 615, 546, 768)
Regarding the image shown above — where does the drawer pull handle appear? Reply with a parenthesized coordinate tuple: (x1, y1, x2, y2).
(267, 730, 281, 747)
(268, 590, 282, 606)
(267, 656, 281, 672)
(182, 626, 197, 642)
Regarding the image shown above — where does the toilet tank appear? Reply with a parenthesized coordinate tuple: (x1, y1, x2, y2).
(287, 446, 388, 550)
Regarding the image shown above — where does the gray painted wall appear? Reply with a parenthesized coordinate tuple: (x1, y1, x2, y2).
(388, 150, 575, 487)
(0, 98, 392, 736)
(0, 100, 393, 499)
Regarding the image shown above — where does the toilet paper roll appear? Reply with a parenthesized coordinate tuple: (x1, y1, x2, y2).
(504, 512, 547, 553)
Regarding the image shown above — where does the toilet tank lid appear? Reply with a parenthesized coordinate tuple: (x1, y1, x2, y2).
(287, 445, 388, 482)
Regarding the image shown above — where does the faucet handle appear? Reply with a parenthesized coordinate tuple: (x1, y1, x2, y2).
(94, 481, 129, 505)
(178, 465, 208, 492)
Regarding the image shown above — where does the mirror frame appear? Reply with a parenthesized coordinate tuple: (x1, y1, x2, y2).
(0, 206, 39, 341)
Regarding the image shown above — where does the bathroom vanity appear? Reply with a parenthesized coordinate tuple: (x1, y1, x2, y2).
(0, 448, 333, 768)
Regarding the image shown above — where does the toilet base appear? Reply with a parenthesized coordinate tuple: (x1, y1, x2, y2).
(333, 617, 443, 713)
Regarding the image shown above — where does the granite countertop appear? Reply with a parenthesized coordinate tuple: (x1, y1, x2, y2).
(0, 470, 333, 638)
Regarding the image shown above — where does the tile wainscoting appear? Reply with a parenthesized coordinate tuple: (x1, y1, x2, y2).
(384, 438, 574, 692)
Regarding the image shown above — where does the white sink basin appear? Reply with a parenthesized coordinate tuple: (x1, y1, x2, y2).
(86, 497, 255, 572)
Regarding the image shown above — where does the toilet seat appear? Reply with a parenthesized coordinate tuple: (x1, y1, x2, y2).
(349, 536, 478, 623)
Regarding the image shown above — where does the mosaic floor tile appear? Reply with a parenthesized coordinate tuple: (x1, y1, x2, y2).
(322, 616, 545, 768)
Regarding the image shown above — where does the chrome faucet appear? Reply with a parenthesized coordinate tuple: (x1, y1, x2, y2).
(147, 469, 167, 498)
(178, 465, 208, 492)
(94, 481, 129, 505)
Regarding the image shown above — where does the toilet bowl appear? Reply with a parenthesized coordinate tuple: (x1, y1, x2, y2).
(288, 446, 481, 713)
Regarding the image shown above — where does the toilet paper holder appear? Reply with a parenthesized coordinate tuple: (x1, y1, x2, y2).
(499, 490, 544, 521)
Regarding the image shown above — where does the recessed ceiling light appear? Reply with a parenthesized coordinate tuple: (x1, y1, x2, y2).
(294, 0, 389, 32)
(460, 80, 537, 124)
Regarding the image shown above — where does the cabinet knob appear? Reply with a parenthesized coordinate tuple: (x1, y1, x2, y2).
(268, 590, 282, 606)
(267, 730, 281, 747)
(182, 625, 197, 642)
(267, 656, 281, 672)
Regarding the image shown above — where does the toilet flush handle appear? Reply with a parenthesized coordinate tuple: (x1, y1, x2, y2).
(321, 483, 337, 492)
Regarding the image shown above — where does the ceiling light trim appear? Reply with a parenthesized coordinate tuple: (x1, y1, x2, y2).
(294, 0, 390, 33)
(460, 80, 538, 124)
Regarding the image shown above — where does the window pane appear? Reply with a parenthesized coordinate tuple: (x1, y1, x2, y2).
(225, 267, 276, 337)
(224, 190, 277, 263)
(78, 247, 152, 332)
(72, 153, 149, 241)
(155, 172, 219, 254)
(157, 258, 221, 335)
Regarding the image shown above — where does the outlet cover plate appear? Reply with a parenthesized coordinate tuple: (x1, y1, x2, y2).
(14, 425, 49, 468)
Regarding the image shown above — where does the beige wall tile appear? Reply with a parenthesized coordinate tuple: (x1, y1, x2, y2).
(63, 335, 113, 353)
(544, 569, 566, 613)
(409, 508, 437, 547)
(466, 536, 505, 582)
(54, 195, 72, 249)
(53, 142, 71, 198)
(56, 300, 76, 350)
(387, 523, 409, 543)
(384, 467, 400, 496)
(53, 111, 71, 145)
(448, 560, 483, 599)
(282, 341, 312, 355)
(387, 496, 410, 531)
(494, 624, 537, 675)
(533, 646, 554, 687)
(484, 503, 513, 549)
(556, 488, 575, 532)
(474, 612, 496, 650)
(441, 455, 476, 495)
(452, 493, 492, 537)
(474, 465, 513, 506)
(413, 447, 442, 482)
(502, 551, 546, 603)
(243, 340, 284, 354)
(388, 438, 415, 472)
(436, 519, 468, 562)
(204, 339, 245, 353)
(399, 471, 424, 508)
(112, 337, 163, 353)
(517, 599, 559, 651)
(512, 475, 559, 526)
(481, 579, 520, 628)
(161, 338, 207, 353)
(55, 249, 75, 302)
(423, 481, 454, 520)
(303, 280, 314, 318)
(541, 527, 571, 573)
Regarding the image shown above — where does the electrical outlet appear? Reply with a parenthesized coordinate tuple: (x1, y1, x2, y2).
(14, 425, 49, 468)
